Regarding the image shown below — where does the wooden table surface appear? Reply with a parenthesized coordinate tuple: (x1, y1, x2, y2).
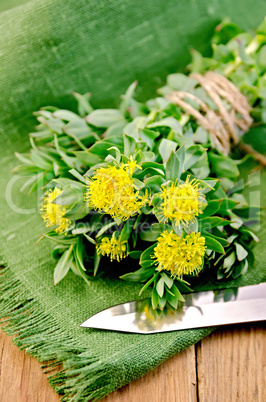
(0, 323, 265, 402)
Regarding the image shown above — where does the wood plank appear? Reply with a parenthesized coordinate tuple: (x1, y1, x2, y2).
(0, 330, 59, 402)
(196, 323, 266, 402)
(0, 329, 197, 402)
(1, 324, 265, 401)
(103, 345, 197, 402)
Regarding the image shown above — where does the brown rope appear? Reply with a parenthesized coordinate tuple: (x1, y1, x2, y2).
(166, 72, 265, 165)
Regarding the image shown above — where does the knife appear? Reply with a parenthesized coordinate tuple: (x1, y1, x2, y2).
(80, 283, 266, 334)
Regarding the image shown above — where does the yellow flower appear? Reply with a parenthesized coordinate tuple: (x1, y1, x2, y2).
(126, 156, 141, 175)
(98, 237, 128, 262)
(154, 231, 206, 277)
(157, 177, 205, 227)
(86, 164, 148, 220)
(41, 188, 71, 234)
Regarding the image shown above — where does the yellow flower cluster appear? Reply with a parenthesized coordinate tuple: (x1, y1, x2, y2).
(154, 231, 206, 277)
(86, 163, 148, 221)
(158, 177, 205, 227)
(98, 237, 128, 262)
(41, 188, 71, 234)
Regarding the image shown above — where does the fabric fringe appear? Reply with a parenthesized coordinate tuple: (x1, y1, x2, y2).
(0, 260, 119, 401)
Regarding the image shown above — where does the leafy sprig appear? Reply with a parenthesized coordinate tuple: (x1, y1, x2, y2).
(12, 19, 264, 310)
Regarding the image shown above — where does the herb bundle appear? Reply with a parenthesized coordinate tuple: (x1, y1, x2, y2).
(13, 20, 265, 311)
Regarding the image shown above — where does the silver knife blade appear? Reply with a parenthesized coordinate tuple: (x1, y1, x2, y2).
(80, 283, 266, 334)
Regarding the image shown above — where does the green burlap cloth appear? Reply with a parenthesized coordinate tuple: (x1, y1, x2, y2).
(0, 1, 266, 400)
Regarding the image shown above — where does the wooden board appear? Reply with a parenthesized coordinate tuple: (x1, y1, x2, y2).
(0, 323, 265, 402)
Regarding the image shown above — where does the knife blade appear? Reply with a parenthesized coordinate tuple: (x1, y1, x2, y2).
(80, 283, 266, 334)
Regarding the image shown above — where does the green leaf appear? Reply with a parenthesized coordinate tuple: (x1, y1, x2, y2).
(71, 225, 90, 235)
(240, 228, 259, 242)
(74, 238, 86, 271)
(139, 272, 159, 295)
(151, 287, 159, 309)
(204, 232, 229, 247)
(158, 138, 177, 163)
(86, 109, 124, 127)
(15, 152, 34, 165)
(166, 151, 181, 181)
(106, 146, 121, 163)
(175, 145, 185, 172)
(63, 198, 89, 220)
(89, 140, 123, 156)
(198, 179, 217, 194)
(123, 134, 136, 157)
(83, 233, 96, 244)
(139, 128, 160, 149)
(120, 80, 138, 115)
(235, 243, 248, 261)
(144, 175, 165, 192)
(141, 260, 156, 268)
(156, 277, 165, 298)
(128, 250, 142, 259)
(51, 245, 68, 260)
(52, 188, 84, 207)
(158, 294, 167, 310)
(219, 199, 239, 211)
(140, 244, 156, 263)
(232, 259, 248, 279)
(175, 278, 193, 293)
(191, 151, 210, 179)
(38, 233, 76, 246)
(73, 92, 94, 116)
(223, 251, 236, 270)
(133, 178, 146, 189)
(171, 284, 185, 302)
(94, 250, 101, 276)
(167, 73, 197, 92)
(120, 219, 134, 242)
(165, 286, 181, 309)
(161, 273, 174, 289)
(147, 117, 182, 134)
(69, 168, 88, 184)
(71, 261, 91, 285)
(208, 152, 239, 179)
(200, 200, 222, 218)
(184, 144, 207, 170)
(54, 244, 74, 285)
(53, 109, 81, 121)
(204, 235, 225, 254)
(120, 266, 156, 282)
(199, 217, 229, 231)
(139, 223, 172, 242)
(96, 222, 117, 238)
(74, 151, 99, 167)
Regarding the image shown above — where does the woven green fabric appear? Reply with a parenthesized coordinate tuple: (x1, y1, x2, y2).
(0, 1, 266, 400)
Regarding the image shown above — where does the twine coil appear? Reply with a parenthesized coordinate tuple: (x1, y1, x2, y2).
(166, 72, 266, 165)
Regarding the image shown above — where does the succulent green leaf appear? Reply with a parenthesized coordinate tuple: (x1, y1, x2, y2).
(120, 266, 156, 282)
(54, 245, 74, 285)
(166, 151, 181, 181)
(235, 243, 248, 261)
(208, 152, 239, 179)
(86, 109, 124, 127)
(156, 277, 165, 298)
(123, 134, 136, 157)
(204, 235, 225, 254)
(158, 138, 177, 163)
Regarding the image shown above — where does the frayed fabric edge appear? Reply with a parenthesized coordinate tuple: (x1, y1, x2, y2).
(0, 261, 120, 401)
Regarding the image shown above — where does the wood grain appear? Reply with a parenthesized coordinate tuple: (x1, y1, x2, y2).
(0, 332, 59, 402)
(103, 345, 197, 402)
(197, 323, 266, 402)
(0, 324, 265, 402)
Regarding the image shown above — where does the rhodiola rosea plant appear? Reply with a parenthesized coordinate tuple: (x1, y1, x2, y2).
(13, 19, 264, 310)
